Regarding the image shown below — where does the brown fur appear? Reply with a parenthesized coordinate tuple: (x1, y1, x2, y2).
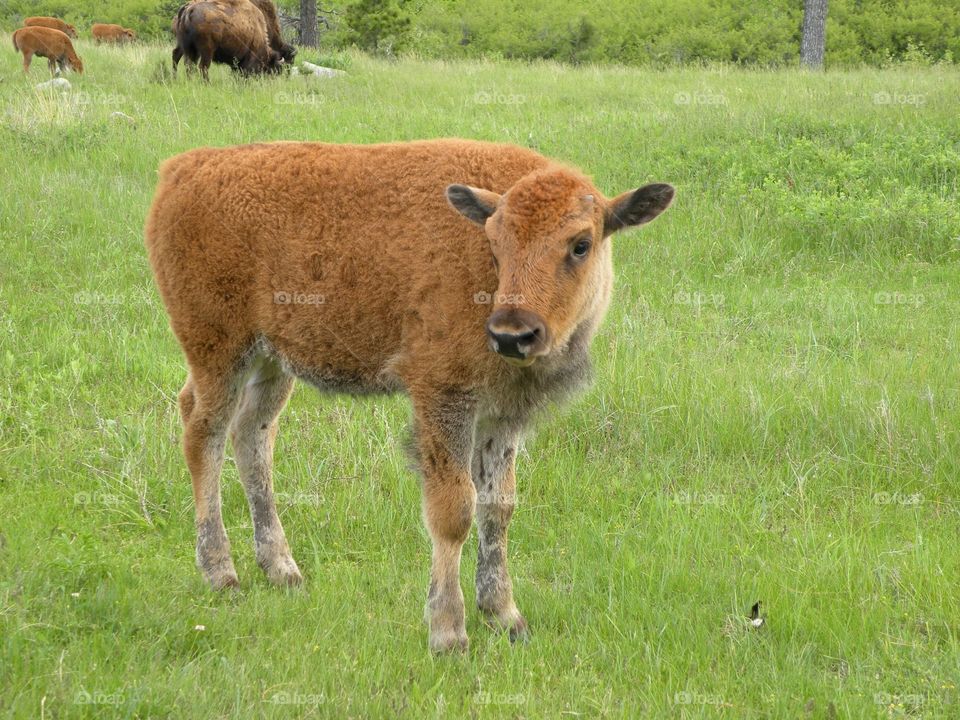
(171, 0, 284, 80)
(12, 26, 84, 76)
(24, 16, 77, 39)
(144, 138, 673, 652)
(92, 23, 136, 44)
(248, 0, 295, 62)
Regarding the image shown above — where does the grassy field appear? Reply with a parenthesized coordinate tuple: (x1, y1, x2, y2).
(1, 40, 959, 718)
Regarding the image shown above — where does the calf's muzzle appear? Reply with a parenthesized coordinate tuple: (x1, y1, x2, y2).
(486, 308, 549, 365)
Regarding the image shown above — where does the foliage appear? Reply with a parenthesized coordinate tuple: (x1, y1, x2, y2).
(1, 0, 958, 65)
(341, 0, 411, 55)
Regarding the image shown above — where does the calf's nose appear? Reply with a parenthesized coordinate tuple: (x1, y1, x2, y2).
(486, 309, 548, 360)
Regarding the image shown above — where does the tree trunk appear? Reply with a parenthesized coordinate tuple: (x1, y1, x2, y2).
(300, 0, 318, 47)
(800, 0, 828, 69)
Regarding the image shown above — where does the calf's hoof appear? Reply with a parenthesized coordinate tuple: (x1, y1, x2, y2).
(481, 604, 529, 643)
(429, 628, 470, 654)
(203, 562, 240, 591)
(260, 553, 304, 587)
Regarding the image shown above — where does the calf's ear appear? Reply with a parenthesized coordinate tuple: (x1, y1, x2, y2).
(604, 183, 675, 237)
(446, 185, 501, 226)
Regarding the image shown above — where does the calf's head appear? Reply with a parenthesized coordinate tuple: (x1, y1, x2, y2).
(447, 168, 673, 367)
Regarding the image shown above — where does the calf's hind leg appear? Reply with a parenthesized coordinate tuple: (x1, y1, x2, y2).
(229, 357, 302, 586)
(472, 422, 528, 641)
(180, 368, 245, 589)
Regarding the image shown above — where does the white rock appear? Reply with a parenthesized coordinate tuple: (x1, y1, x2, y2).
(36, 77, 71, 91)
(301, 61, 346, 78)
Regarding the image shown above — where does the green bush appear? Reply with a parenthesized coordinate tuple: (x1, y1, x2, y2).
(342, 0, 411, 56)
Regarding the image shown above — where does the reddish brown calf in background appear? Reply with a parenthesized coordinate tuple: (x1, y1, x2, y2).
(13, 26, 84, 76)
(145, 139, 674, 652)
(92, 23, 136, 44)
(24, 16, 77, 38)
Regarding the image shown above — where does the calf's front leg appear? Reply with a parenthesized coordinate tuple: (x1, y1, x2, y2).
(413, 394, 476, 653)
(473, 422, 528, 641)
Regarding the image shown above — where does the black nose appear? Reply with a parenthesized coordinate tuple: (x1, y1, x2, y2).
(486, 309, 548, 360)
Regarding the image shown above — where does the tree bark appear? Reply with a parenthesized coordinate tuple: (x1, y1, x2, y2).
(800, 0, 828, 69)
(300, 0, 318, 47)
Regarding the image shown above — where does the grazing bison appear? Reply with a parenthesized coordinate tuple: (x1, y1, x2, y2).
(12, 26, 83, 76)
(144, 139, 674, 652)
(92, 23, 136, 44)
(172, 0, 284, 80)
(250, 0, 296, 63)
(24, 16, 77, 39)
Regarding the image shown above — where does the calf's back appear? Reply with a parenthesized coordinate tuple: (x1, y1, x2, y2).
(146, 139, 551, 393)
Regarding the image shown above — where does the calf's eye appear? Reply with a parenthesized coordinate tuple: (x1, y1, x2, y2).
(571, 239, 591, 259)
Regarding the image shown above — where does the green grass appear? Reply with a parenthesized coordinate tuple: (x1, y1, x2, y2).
(1, 41, 959, 718)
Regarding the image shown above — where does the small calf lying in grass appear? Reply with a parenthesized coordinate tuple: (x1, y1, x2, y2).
(145, 139, 674, 652)
(12, 26, 83, 76)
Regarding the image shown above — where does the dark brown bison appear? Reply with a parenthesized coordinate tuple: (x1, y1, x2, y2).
(24, 17, 77, 39)
(249, 0, 296, 63)
(172, 0, 284, 80)
(145, 139, 674, 652)
(12, 26, 84, 76)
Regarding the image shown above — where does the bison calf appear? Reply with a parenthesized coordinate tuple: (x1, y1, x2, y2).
(24, 16, 77, 39)
(13, 26, 83, 76)
(145, 139, 673, 652)
(92, 23, 136, 44)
